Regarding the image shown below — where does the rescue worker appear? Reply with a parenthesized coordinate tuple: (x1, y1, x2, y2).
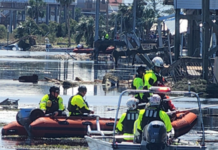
(132, 66, 148, 109)
(144, 57, 176, 112)
(39, 86, 66, 116)
(67, 85, 94, 116)
(105, 33, 109, 40)
(136, 94, 173, 143)
(116, 98, 139, 141)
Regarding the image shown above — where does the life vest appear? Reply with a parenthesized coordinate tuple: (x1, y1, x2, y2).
(122, 110, 139, 134)
(46, 94, 59, 114)
(67, 94, 89, 116)
(132, 74, 144, 100)
(141, 107, 161, 130)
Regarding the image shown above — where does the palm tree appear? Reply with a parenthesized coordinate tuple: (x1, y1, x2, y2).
(27, 0, 46, 24)
(56, 0, 75, 47)
(75, 16, 94, 47)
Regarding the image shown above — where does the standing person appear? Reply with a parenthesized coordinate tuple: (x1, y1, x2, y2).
(136, 94, 173, 143)
(132, 66, 148, 108)
(67, 85, 94, 116)
(116, 98, 139, 141)
(39, 86, 66, 116)
(144, 57, 176, 112)
(105, 33, 109, 40)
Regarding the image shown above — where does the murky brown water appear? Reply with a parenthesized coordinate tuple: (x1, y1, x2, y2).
(0, 50, 218, 149)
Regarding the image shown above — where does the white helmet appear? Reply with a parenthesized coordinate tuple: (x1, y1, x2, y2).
(152, 57, 164, 68)
(150, 94, 161, 106)
(126, 98, 138, 110)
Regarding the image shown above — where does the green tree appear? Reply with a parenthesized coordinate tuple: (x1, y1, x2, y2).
(56, 0, 75, 47)
(75, 16, 94, 47)
(0, 25, 7, 39)
(39, 23, 49, 36)
(27, 0, 46, 24)
(13, 18, 43, 50)
(75, 7, 83, 22)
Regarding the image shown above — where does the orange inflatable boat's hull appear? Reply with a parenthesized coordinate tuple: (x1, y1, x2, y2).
(171, 112, 197, 138)
(2, 112, 197, 138)
(30, 116, 115, 137)
(1, 121, 27, 136)
(2, 116, 115, 138)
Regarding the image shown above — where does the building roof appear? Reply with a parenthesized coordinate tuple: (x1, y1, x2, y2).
(109, 0, 123, 6)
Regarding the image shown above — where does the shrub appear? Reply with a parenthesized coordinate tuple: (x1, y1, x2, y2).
(0, 25, 7, 39)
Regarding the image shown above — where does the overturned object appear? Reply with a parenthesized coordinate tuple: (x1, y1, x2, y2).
(62, 80, 79, 89)
(19, 74, 38, 83)
(0, 98, 19, 110)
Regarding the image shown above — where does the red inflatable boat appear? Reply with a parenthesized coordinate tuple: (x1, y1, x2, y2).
(73, 46, 114, 54)
(2, 111, 197, 138)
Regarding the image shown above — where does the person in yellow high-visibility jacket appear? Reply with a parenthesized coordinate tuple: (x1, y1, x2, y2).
(67, 86, 94, 116)
(116, 98, 139, 142)
(105, 33, 109, 40)
(39, 86, 66, 116)
(135, 94, 172, 143)
(144, 57, 176, 112)
(132, 66, 148, 108)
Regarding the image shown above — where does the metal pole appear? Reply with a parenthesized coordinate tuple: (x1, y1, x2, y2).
(7, 25, 9, 46)
(174, 9, 180, 60)
(121, 13, 123, 33)
(106, 0, 108, 32)
(132, 0, 136, 31)
(202, 0, 209, 81)
(94, 0, 100, 41)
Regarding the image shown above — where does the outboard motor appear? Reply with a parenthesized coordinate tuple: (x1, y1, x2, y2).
(16, 108, 44, 137)
(16, 108, 45, 126)
(141, 121, 167, 150)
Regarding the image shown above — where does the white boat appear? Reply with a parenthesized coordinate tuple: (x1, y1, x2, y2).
(85, 86, 207, 150)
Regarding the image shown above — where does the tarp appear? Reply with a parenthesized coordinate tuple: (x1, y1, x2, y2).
(157, 13, 188, 35)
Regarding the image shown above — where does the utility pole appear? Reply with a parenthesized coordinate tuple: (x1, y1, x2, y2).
(95, 0, 100, 41)
(94, 0, 100, 61)
(174, 9, 180, 60)
(202, 0, 210, 81)
(106, 0, 108, 32)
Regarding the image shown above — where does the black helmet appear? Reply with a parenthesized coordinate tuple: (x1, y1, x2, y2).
(137, 66, 145, 73)
(78, 85, 87, 93)
(49, 86, 60, 94)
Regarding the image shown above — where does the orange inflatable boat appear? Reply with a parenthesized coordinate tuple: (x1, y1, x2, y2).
(2, 116, 115, 138)
(2, 111, 197, 138)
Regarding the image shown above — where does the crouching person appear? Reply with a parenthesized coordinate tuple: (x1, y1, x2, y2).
(68, 86, 94, 116)
(116, 98, 139, 142)
(40, 86, 66, 116)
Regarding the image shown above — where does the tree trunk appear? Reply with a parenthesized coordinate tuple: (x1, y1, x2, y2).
(67, 6, 71, 47)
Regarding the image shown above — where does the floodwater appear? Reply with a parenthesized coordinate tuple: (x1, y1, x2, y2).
(0, 50, 218, 149)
